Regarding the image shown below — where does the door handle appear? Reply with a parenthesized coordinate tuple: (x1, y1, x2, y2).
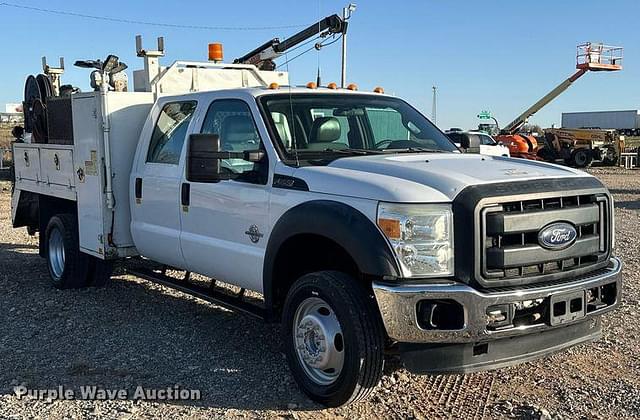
(135, 177, 143, 202)
(181, 183, 190, 209)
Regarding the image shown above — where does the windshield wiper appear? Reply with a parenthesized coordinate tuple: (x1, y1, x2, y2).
(321, 148, 386, 155)
(383, 147, 449, 153)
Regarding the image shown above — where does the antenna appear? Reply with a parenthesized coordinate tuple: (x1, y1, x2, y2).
(432, 85, 437, 125)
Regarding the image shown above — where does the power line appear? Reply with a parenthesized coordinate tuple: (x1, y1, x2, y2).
(0, 2, 308, 31)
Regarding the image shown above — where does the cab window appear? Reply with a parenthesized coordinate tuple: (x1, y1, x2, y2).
(479, 134, 496, 145)
(147, 101, 197, 164)
(201, 99, 267, 184)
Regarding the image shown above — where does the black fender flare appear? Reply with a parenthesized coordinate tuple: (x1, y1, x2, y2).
(263, 200, 401, 310)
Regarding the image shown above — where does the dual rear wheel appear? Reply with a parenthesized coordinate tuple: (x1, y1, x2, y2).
(45, 214, 113, 289)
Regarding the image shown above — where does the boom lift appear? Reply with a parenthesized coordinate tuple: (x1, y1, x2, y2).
(496, 43, 623, 160)
(234, 14, 346, 71)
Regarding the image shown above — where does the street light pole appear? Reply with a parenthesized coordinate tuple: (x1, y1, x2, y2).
(432, 86, 437, 125)
(341, 4, 356, 88)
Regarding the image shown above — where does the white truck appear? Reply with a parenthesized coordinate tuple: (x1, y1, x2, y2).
(10, 33, 622, 407)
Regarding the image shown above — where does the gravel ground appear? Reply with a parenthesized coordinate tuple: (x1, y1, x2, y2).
(0, 168, 638, 419)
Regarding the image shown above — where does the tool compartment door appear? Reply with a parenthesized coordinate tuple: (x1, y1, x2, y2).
(13, 144, 41, 186)
(40, 147, 75, 187)
(72, 94, 108, 258)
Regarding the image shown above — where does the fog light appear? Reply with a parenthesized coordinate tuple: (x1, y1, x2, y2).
(416, 299, 464, 330)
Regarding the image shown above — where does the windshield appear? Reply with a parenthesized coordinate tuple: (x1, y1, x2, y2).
(259, 94, 457, 159)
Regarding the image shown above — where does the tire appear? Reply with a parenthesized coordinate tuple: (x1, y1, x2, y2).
(44, 214, 90, 289)
(571, 149, 592, 168)
(87, 257, 114, 287)
(282, 271, 385, 407)
(537, 147, 557, 163)
(602, 147, 618, 166)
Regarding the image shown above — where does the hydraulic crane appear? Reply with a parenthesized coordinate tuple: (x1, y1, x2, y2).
(496, 42, 623, 159)
(234, 14, 346, 71)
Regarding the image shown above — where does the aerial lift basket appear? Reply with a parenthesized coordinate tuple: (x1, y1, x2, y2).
(576, 43, 623, 71)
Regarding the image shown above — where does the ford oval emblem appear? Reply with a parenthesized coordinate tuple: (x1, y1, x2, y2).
(538, 222, 577, 250)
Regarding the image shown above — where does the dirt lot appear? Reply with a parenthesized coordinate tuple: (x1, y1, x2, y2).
(0, 168, 638, 419)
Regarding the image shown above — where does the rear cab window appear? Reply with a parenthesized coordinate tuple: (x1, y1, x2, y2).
(147, 101, 197, 164)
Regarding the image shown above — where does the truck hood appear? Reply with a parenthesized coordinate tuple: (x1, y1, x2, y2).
(293, 153, 591, 202)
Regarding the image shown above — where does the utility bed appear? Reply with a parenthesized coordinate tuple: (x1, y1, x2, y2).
(13, 91, 154, 258)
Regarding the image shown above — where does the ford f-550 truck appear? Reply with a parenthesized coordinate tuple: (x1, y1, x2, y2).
(10, 36, 621, 407)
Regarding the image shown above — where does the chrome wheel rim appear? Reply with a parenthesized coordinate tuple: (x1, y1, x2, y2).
(48, 227, 65, 279)
(293, 297, 345, 386)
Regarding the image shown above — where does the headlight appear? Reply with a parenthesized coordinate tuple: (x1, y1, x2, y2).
(377, 203, 454, 278)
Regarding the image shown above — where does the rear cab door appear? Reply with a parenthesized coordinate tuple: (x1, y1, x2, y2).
(130, 97, 200, 269)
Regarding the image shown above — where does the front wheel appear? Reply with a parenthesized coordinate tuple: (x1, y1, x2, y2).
(282, 271, 385, 407)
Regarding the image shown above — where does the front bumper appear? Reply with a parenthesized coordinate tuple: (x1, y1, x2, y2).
(399, 318, 601, 374)
(372, 257, 622, 344)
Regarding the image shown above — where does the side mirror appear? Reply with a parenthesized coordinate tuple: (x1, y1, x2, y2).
(187, 134, 224, 183)
(186, 133, 266, 183)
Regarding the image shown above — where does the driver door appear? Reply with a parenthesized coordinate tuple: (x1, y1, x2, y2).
(179, 98, 270, 292)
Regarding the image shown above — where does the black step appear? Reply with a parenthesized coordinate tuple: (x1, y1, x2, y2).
(125, 266, 266, 319)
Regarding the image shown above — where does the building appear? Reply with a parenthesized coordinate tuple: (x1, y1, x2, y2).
(1, 103, 23, 124)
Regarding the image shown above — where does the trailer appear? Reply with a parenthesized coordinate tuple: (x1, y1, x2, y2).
(562, 110, 640, 136)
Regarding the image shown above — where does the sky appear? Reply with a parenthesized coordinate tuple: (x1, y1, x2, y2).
(0, 0, 638, 130)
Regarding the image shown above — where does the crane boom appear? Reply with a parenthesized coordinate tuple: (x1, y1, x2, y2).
(234, 14, 346, 71)
(501, 69, 587, 135)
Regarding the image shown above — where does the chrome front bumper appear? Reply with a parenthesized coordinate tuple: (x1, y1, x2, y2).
(372, 257, 622, 343)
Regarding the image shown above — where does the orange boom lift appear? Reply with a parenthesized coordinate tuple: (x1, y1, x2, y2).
(496, 43, 623, 159)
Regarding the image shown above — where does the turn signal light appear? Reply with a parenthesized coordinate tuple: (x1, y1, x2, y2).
(378, 218, 401, 239)
(208, 43, 224, 62)
(373, 86, 385, 94)
(306, 81, 317, 89)
(346, 83, 358, 91)
(327, 82, 338, 89)
(268, 82, 280, 90)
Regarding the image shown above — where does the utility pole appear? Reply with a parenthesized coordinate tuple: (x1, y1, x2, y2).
(341, 4, 356, 88)
(431, 86, 437, 125)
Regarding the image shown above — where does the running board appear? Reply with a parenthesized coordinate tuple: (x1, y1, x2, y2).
(125, 266, 266, 320)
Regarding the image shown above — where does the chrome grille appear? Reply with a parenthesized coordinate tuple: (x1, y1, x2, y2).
(479, 193, 610, 286)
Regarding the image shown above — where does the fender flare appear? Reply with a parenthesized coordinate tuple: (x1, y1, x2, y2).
(263, 200, 401, 310)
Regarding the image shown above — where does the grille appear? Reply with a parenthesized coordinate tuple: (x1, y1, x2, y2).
(479, 193, 610, 286)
